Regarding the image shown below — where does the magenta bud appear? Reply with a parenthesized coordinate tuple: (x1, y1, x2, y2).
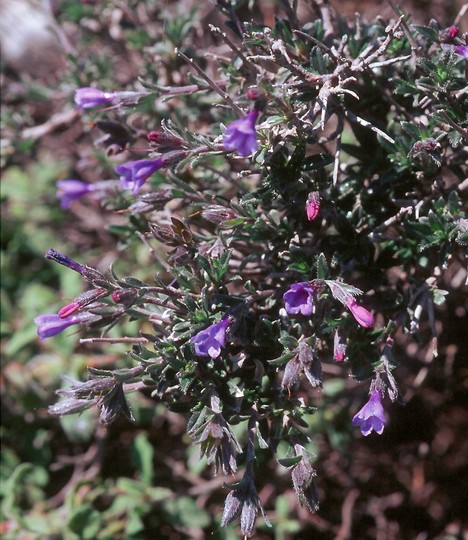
(346, 299, 375, 328)
(306, 192, 320, 221)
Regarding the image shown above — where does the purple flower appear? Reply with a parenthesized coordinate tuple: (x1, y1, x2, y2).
(45, 248, 107, 284)
(74, 87, 116, 109)
(223, 110, 259, 157)
(190, 318, 230, 359)
(57, 180, 95, 209)
(352, 389, 386, 436)
(34, 312, 97, 341)
(283, 282, 316, 316)
(455, 45, 468, 60)
(346, 298, 374, 328)
(115, 158, 165, 194)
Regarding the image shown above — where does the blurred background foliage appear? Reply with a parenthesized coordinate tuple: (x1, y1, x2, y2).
(1, 0, 467, 539)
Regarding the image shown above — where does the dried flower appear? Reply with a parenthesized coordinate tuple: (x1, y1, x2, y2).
(190, 318, 230, 359)
(34, 312, 98, 341)
(346, 298, 375, 328)
(201, 205, 239, 225)
(306, 191, 320, 221)
(223, 110, 259, 157)
(192, 414, 242, 475)
(221, 474, 271, 536)
(282, 342, 322, 390)
(291, 445, 319, 513)
(352, 389, 386, 436)
(283, 282, 316, 316)
(333, 330, 347, 362)
(99, 383, 134, 425)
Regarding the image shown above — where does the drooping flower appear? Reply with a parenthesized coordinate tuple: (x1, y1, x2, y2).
(306, 191, 320, 221)
(455, 45, 468, 60)
(346, 298, 375, 328)
(115, 158, 165, 194)
(333, 330, 347, 362)
(74, 87, 116, 109)
(352, 389, 386, 436)
(34, 312, 98, 341)
(283, 282, 316, 316)
(223, 110, 259, 157)
(190, 318, 230, 359)
(56, 180, 95, 209)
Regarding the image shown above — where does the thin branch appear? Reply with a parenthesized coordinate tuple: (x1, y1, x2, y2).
(177, 49, 244, 116)
(80, 337, 149, 344)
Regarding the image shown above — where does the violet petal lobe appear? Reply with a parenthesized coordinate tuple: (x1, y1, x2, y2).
(283, 282, 315, 316)
(352, 389, 386, 436)
(190, 318, 230, 359)
(223, 110, 259, 157)
(115, 158, 164, 194)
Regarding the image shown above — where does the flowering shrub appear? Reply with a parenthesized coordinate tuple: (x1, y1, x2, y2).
(3, 1, 467, 538)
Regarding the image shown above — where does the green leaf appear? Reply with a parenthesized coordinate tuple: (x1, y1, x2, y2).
(132, 433, 154, 486)
(68, 504, 102, 539)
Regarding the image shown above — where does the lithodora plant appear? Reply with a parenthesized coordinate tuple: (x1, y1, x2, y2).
(35, 1, 467, 536)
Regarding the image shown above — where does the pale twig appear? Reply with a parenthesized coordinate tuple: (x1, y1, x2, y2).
(436, 110, 468, 141)
(333, 128, 343, 185)
(209, 24, 255, 69)
(344, 109, 395, 144)
(293, 30, 334, 56)
(80, 337, 149, 344)
(22, 109, 80, 140)
(177, 49, 244, 116)
(386, 0, 421, 53)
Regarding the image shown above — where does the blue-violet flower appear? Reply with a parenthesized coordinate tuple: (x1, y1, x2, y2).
(34, 312, 97, 341)
(190, 318, 230, 359)
(74, 87, 116, 109)
(455, 45, 468, 60)
(283, 282, 316, 316)
(115, 158, 165, 194)
(57, 180, 95, 209)
(223, 110, 259, 157)
(352, 389, 386, 436)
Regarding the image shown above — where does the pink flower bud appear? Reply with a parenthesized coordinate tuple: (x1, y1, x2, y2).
(333, 331, 347, 362)
(306, 192, 320, 221)
(346, 299, 374, 328)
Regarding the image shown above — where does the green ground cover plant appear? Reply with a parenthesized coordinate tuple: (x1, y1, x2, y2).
(2, 1, 467, 538)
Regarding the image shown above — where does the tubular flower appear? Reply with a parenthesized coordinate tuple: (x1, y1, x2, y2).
(283, 282, 316, 316)
(346, 298, 375, 328)
(223, 110, 259, 157)
(352, 389, 386, 436)
(115, 158, 165, 194)
(56, 180, 95, 209)
(74, 87, 116, 109)
(34, 312, 98, 341)
(190, 318, 230, 359)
